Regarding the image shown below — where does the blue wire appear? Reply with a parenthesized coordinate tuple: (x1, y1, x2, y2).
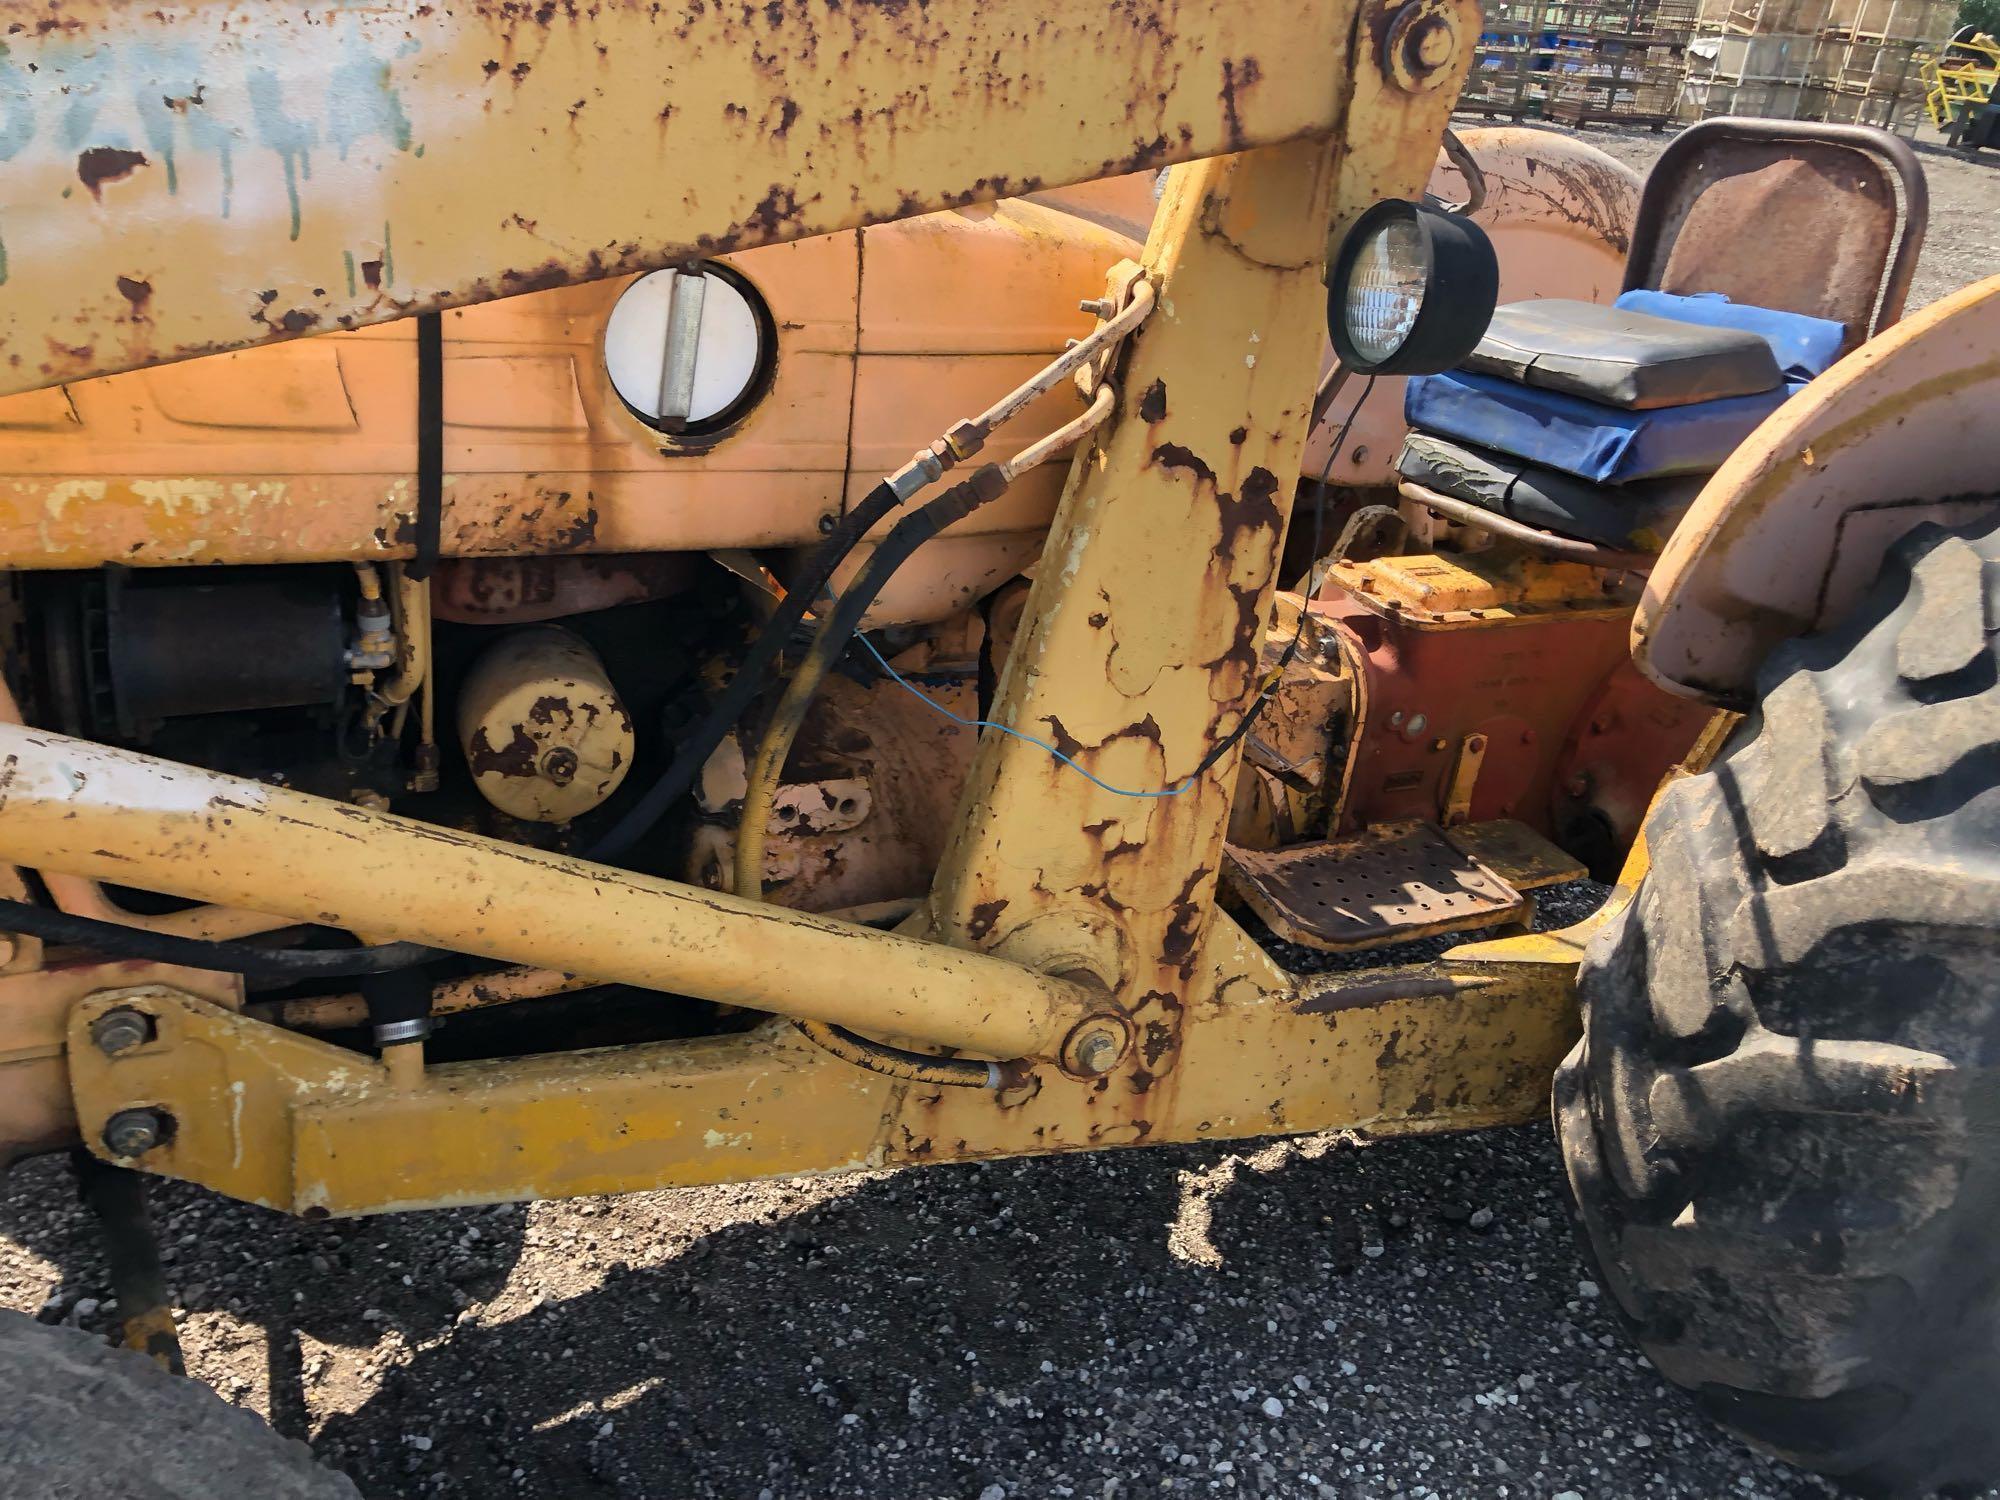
(843, 376, 1375, 801)
(855, 633, 1196, 799)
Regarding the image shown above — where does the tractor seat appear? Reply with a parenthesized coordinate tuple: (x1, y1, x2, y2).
(1398, 292, 1847, 549)
(1463, 298, 1781, 409)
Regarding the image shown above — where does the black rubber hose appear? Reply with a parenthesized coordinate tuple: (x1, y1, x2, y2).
(786, 466, 1010, 697)
(0, 898, 438, 981)
(587, 478, 901, 862)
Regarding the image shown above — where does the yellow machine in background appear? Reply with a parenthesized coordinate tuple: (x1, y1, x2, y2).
(1924, 28, 2000, 127)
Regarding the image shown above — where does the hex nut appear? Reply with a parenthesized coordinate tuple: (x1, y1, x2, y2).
(1060, 1016, 1131, 1077)
(1412, 15, 1454, 67)
(1383, 0, 1461, 93)
(1076, 1033, 1119, 1074)
(90, 1008, 155, 1057)
(101, 1108, 169, 1158)
(539, 746, 580, 787)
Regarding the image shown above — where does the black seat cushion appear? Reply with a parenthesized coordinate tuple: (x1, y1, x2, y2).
(1396, 432, 1705, 551)
(1463, 299, 1783, 410)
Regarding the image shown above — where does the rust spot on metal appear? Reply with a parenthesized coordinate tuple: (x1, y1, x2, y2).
(115, 277, 152, 318)
(527, 695, 590, 727)
(1076, 881, 1128, 912)
(1159, 864, 1212, 977)
(1110, 714, 1164, 747)
(965, 898, 1009, 941)
(76, 147, 149, 201)
(1138, 379, 1168, 423)
(466, 726, 540, 779)
(1218, 57, 1263, 150)
(1039, 716, 1084, 759)
(360, 260, 384, 292)
(1151, 443, 1216, 487)
(1228, 426, 1248, 445)
(1088, 611, 1109, 628)
(547, 494, 601, 551)
(1215, 466, 1283, 563)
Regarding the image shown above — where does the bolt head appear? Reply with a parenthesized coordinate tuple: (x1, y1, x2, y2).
(1076, 1033, 1118, 1075)
(540, 746, 580, 786)
(90, 1008, 154, 1057)
(102, 1108, 168, 1158)
(1412, 16, 1454, 67)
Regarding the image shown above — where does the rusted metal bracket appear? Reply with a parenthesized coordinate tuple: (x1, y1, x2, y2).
(65, 899, 1591, 1216)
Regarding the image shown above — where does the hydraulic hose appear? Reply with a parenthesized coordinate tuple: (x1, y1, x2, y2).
(796, 1017, 1012, 1090)
(731, 383, 1125, 1087)
(729, 464, 1015, 1089)
(591, 283, 1153, 866)
(587, 478, 901, 860)
(734, 462, 1013, 910)
(0, 897, 437, 981)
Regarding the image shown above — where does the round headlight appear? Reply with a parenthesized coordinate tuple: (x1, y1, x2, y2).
(604, 262, 776, 438)
(1327, 200, 1499, 377)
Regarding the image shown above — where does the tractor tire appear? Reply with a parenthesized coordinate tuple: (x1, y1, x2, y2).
(0, 1309, 359, 1499)
(1557, 513, 2000, 1499)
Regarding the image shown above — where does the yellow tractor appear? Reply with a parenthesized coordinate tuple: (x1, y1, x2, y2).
(0, 3, 1993, 1496)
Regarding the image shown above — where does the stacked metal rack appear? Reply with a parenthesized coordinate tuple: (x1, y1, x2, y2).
(1463, 0, 1699, 124)
(1459, 0, 1950, 131)
(1674, 0, 1950, 132)
(1544, 0, 1701, 126)
(1814, 0, 1953, 132)
(1464, 0, 1547, 118)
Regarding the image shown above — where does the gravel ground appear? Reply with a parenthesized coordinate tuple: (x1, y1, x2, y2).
(2, 125, 1997, 1500)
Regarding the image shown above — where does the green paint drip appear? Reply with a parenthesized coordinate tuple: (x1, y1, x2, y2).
(343, 250, 356, 299)
(381, 223, 394, 290)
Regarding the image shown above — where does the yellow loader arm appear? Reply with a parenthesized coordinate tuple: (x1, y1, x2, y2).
(0, 0, 1396, 396)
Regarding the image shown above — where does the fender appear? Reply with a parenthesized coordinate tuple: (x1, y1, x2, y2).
(1634, 273, 2000, 705)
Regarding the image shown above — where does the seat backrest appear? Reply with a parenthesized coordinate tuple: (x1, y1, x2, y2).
(1621, 118, 1928, 356)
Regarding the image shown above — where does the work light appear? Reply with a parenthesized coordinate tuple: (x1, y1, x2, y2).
(1328, 199, 1498, 376)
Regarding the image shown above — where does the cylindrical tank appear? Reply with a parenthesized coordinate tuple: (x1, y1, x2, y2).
(456, 627, 634, 823)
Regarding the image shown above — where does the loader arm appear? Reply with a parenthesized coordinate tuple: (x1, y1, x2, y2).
(2, 0, 1368, 397)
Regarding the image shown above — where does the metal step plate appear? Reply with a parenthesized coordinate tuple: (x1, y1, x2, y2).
(1223, 821, 1528, 953)
(1441, 818, 1586, 891)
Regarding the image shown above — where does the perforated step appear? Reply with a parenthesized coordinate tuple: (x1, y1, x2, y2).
(1223, 821, 1533, 953)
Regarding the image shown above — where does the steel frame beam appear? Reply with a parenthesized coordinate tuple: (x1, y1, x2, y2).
(66, 917, 1587, 1216)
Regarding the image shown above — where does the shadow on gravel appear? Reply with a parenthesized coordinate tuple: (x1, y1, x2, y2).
(0, 1153, 527, 1455)
(307, 1128, 1842, 1500)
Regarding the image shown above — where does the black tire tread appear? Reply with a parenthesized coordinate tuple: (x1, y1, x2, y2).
(0, 1309, 359, 1499)
(1558, 512, 2000, 1499)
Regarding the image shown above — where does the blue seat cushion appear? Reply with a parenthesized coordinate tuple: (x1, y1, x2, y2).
(1396, 432, 1704, 549)
(1403, 368, 1796, 484)
(1613, 290, 1847, 382)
